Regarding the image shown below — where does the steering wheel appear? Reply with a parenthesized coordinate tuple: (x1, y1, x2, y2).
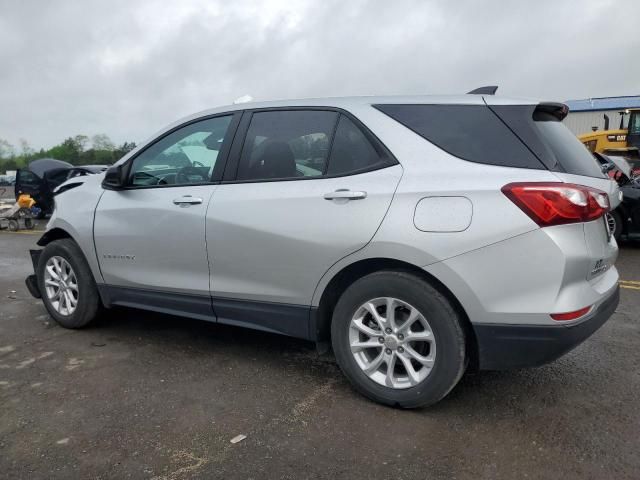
(176, 166, 208, 184)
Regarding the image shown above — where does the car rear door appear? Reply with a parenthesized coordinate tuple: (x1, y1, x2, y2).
(93, 113, 239, 318)
(205, 109, 402, 337)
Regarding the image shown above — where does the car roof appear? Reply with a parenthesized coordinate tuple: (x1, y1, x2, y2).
(189, 94, 540, 118)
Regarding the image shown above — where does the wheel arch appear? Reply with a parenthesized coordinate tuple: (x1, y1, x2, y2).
(312, 257, 478, 369)
(36, 224, 105, 285)
(37, 227, 75, 247)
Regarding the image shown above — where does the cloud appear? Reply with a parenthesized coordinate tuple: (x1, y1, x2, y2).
(0, 0, 638, 149)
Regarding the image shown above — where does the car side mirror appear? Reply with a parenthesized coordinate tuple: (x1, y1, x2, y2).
(102, 164, 127, 190)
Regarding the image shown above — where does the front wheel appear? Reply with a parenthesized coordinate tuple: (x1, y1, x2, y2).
(36, 239, 102, 328)
(331, 271, 466, 408)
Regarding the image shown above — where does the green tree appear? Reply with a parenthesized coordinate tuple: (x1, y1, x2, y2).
(114, 141, 136, 160)
(19, 139, 34, 157)
(0, 158, 17, 173)
(73, 135, 89, 153)
(50, 137, 81, 164)
(92, 134, 114, 151)
(0, 139, 15, 159)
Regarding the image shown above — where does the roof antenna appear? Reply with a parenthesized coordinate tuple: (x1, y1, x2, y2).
(467, 86, 498, 95)
(233, 94, 254, 104)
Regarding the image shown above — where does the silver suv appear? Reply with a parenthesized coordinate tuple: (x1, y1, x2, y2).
(26, 93, 620, 408)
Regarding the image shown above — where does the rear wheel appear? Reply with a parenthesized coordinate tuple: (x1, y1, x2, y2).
(331, 271, 466, 408)
(8, 219, 19, 231)
(37, 239, 101, 328)
(606, 210, 623, 241)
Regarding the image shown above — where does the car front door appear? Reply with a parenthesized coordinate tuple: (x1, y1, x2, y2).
(206, 109, 402, 337)
(93, 113, 239, 318)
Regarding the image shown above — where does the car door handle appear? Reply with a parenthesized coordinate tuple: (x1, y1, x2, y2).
(173, 195, 203, 206)
(323, 189, 367, 201)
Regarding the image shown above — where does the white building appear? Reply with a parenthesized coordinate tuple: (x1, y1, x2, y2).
(563, 95, 640, 135)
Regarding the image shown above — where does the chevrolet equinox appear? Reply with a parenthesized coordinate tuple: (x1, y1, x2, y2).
(26, 92, 620, 408)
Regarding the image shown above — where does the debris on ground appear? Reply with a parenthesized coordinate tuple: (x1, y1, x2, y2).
(230, 434, 247, 444)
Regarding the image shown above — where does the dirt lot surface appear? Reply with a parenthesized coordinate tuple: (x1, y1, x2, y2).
(1, 225, 639, 479)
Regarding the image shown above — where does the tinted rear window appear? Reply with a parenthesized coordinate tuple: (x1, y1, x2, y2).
(490, 106, 605, 178)
(374, 104, 545, 169)
(533, 114, 604, 178)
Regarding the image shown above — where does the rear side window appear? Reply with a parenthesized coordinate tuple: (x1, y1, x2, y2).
(237, 110, 338, 181)
(374, 104, 545, 169)
(326, 115, 386, 175)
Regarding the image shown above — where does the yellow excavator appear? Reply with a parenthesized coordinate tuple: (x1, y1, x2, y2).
(578, 108, 640, 158)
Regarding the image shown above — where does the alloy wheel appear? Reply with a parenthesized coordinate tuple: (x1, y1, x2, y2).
(605, 213, 616, 237)
(44, 256, 79, 316)
(349, 297, 436, 389)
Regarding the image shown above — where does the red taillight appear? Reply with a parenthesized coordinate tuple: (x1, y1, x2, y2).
(502, 182, 609, 227)
(550, 305, 592, 321)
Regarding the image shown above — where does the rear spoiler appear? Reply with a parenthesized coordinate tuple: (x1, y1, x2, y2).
(534, 102, 569, 121)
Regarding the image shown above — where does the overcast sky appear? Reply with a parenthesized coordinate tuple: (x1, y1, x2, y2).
(1, 0, 638, 150)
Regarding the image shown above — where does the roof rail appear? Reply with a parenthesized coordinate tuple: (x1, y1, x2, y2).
(467, 86, 498, 95)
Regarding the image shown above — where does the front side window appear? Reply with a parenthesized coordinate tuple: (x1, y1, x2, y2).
(130, 115, 233, 187)
(237, 110, 338, 181)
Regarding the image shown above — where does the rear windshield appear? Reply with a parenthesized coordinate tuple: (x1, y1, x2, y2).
(375, 103, 606, 178)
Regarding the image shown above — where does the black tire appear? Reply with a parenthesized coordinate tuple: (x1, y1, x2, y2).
(36, 239, 102, 329)
(8, 219, 19, 231)
(608, 210, 623, 242)
(331, 271, 466, 408)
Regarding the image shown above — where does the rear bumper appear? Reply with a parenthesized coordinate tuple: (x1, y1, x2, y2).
(473, 285, 619, 370)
